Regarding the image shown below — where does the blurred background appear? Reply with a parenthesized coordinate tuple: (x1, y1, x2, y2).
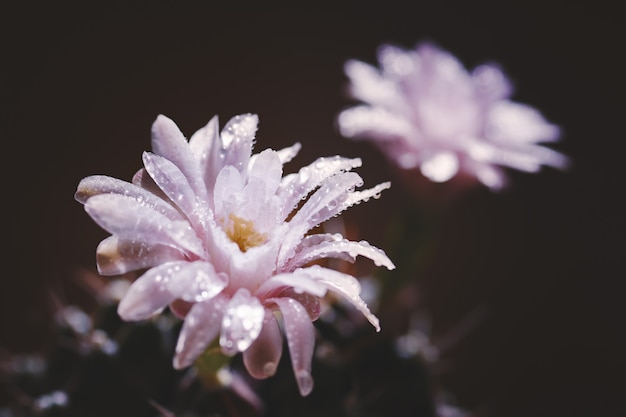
(1, 1, 624, 416)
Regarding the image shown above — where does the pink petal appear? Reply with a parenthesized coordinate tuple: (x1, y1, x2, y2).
(174, 294, 227, 369)
(219, 288, 265, 356)
(242, 310, 283, 379)
(188, 115, 222, 191)
(96, 236, 185, 275)
(277, 156, 362, 222)
(117, 263, 180, 321)
(305, 265, 380, 332)
(84, 194, 204, 256)
(267, 297, 315, 396)
(220, 114, 258, 174)
(75, 175, 182, 221)
(285, 233, 395, 271)
(142, 152, 208, 227)
(338, 105, 417, 141)
(151, 115, 209, 202)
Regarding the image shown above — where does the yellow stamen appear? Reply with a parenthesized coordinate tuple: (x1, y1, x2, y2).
(225, 213, 267, 252)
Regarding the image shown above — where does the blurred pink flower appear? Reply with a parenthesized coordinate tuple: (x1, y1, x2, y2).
(75, 114, 394, 396)
(338, 42, 569, 191)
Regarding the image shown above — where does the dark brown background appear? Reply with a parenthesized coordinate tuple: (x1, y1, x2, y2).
(1, 2, 624, 416)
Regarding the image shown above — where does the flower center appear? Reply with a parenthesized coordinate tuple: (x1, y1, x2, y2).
(224, 213, 267, 252)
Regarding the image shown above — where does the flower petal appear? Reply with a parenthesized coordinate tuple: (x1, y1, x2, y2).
(96, 236, 185, 275)
(337, 105, 417, 142)
(118, 261, 224, 321)
(243, 310, 283, 379)
(84, 194, 204, 256)
(267, 297, 315, 396)
(142, 151, 208, 227)
(285, 233, 395, 271)
(220, 114, 258, 173)
(151, 114, 209, 202)
(189, 115, 222, 192)
(305, 265, 380, 332)
(174, 294, 227, 369)
(219, 288, 265, 356)
(75, 175, 182, 221)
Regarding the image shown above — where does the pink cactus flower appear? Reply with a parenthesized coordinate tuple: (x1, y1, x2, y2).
(337, 42, 569, 191)
(75, 114, 394, 396)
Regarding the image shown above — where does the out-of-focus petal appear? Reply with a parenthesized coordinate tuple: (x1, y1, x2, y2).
(243, 310, 283, 379)
(486, 101, 561, 144)
(220, 289, 265, 356)
(267, 297, 315, 396)
(174, 294, 227, 369)
(338, 105, 416, 141)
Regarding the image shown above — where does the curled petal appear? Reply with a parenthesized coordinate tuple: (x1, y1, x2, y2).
(257, 270, 327, 299)
(267, 297, 315, 396)
(243, 310, 283, 379)
(277, 156, 363, 222)
(220, 289, 265, 356)
(305, 265, 380, 332)
(285, 233, 395, 271)
(84, 194, 204, 256)
(96, 236, 185, 275)
(174, 294, 227, 369)
(279, 171, 364, 263)
(275, 142, 301, 164)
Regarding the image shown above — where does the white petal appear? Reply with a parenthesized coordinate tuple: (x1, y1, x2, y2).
(243, 310, 283, 379)
(84, 194, 204, 256)
(267, 297, 315, 396)
(174, 294, 227, 369)
(220, 289, 265, 356)
(212, 165, 244, 217)
(75, 175, 183, 221)
(96, 236, 185, 275)
(247, 149, 283, 197)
